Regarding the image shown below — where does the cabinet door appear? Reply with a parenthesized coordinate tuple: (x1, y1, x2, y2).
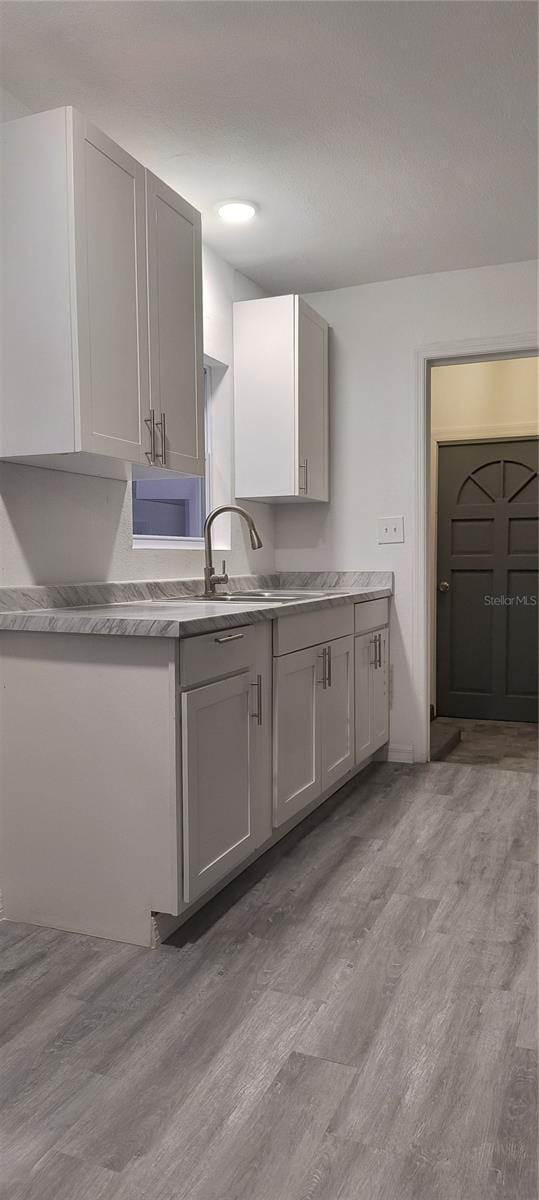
(372, 627, 390, 752)
(146, 172, 204, 476)
(72, 111, 150, 462)
(296, 298, 328, 500)
(273, 645, 322, 827)
(321, 635, 355, 791)
(355, 631, 375, 765)
(181, 672, 258, 903)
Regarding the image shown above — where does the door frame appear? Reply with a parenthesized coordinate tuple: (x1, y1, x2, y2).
(413, 333, 538, 762)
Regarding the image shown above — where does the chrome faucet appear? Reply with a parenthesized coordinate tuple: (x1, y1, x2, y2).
(203, 505, 263, 596)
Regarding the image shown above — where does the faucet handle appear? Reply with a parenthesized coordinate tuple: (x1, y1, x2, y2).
(213, 560, 228, 587)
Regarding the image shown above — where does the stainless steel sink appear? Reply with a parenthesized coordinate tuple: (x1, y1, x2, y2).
(157, 589, 329, 603)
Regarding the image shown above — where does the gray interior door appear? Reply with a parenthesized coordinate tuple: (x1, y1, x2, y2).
(436, 438, 538, 721)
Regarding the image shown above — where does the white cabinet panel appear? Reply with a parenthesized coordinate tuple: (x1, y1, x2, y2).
(355, 627, 390, 765)
(274, 631, 356, 828)
(355, 631, 374, 765)
(146, 173, 204, 475)
(354, 598, 389, 634)
(234, 294, 328, 502)
(0, 107, 202, 479)
(273, 645, 322, 826)
(181, 622, 272, 905)
(73, 112, 149, 460)
(297, 299, 328, 500)
(0, 632, 178, 947)
(273, 603, 353, 657)
(372, 627, 390, 751)
(321, 635, 355, 791)
(234, 295, 296, 500)
(0, 108, 75, 457)
(182, 672, 258, 903)
(180, 624, 258, 688)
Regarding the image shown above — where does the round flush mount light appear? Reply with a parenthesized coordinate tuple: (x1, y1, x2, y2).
(216, 200, 258, 224)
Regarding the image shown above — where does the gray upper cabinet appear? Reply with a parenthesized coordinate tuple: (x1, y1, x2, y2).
(0, 107, 203, 479)
(146, 172, 204, 476)
(234, 295, 328, 502)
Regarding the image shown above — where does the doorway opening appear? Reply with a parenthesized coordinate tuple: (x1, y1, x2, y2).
(426, 354, 538, 766)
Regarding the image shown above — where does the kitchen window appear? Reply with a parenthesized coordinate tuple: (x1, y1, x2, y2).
(132, 368, 211, 549)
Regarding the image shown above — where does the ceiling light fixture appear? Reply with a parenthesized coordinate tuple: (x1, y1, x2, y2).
(216, 200, 257, 224)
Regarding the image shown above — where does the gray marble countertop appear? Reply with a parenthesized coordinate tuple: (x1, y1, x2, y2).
(0, 572, 393, 639)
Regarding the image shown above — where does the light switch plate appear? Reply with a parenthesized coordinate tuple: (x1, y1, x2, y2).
(378, 516, 404, 543)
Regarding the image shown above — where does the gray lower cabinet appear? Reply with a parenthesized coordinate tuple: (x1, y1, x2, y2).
(0, 604, 388, 947)
(182, 672, 261, 902)
(273, 643, 321, 826)
(321, 633, 355, 792)
(180, 624, 272, 903)
(355, 626, 390, 765)
(273, 633, 355, 828)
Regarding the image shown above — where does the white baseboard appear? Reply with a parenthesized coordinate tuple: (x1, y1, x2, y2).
(387, 742, 415, 763)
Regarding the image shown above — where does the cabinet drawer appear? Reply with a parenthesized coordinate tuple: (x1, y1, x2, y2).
(180, 624, 257, 688)
(354, 599, 389, 634)
(273, 604, 353, 656)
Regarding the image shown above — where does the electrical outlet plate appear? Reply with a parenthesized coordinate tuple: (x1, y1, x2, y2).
(378, 516, 404, 544)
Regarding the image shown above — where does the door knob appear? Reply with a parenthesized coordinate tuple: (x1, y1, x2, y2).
(438, 581, 450, 593)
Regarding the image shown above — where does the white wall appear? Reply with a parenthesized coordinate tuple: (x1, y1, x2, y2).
(274, 261, 538, 761)
(0, 86, 275, 585)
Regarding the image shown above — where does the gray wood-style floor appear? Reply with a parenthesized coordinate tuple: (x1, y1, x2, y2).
(432, 718, 538, 772)
(1, 760, 537, 1200)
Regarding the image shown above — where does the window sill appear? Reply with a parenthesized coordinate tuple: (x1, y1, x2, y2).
(133, 535, 205, 552)
(132, 535, 231, 552)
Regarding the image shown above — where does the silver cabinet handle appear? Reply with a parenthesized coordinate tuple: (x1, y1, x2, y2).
(369, 636, 377, 666)
(438, 580, 450, 593)
(298, 458, 308, 494)
(214, 632, 244, 643)
(326, 643, 332, 687)
(156, 410, 167, 466)
(317, 647, 327, 687)
(144, 408, 157, 464)
(377, 633, 382, 669)
(251, 674, 263, 725)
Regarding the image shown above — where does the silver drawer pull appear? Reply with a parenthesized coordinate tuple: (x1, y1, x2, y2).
(298, 458, 308, 494)
(317, 647, 327, 688)
(251, 674, 263, 725)
(144, 408, 157, 464)
(156, 410, 167, 466)
(214, 632, 245, 643)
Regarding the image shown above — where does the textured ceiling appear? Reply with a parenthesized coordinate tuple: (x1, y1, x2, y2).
(0, 1, 536, 293)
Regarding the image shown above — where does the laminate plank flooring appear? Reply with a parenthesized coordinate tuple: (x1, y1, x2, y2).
(433, 717, 538, 772)
(1, 759, 537, 1200)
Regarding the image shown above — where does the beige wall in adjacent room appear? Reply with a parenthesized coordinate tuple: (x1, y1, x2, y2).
(431, 356, 539, 438)
(429, 355, 539, 709)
